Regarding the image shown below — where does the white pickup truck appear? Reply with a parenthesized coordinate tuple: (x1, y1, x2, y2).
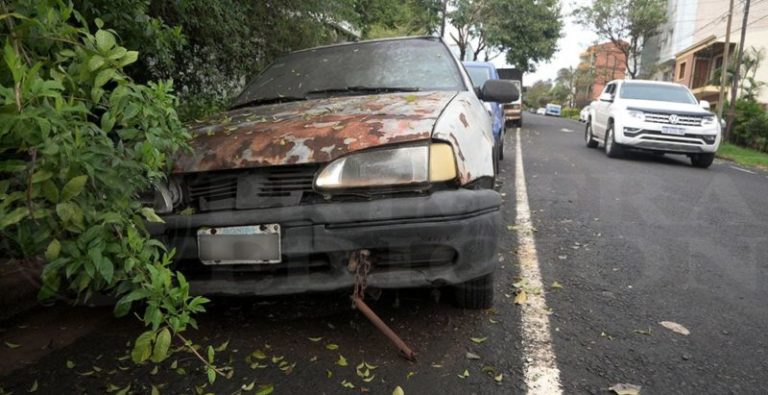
(585, 80, 721, 168)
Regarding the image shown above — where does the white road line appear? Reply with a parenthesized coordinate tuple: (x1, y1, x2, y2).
(514, 127, 563, 395)
(559, 128, 574, 133)
(730, 165, 756, 174)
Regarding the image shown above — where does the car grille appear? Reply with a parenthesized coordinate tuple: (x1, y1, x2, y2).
(643, 112, 702, 126)
(184, 165, 318, 212)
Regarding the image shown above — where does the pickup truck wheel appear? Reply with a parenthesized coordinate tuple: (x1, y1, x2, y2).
(585, 121, 598, 148)
(690, 153, 715, 168)
(453, 273, 494, 309)
(604, 124, 623, 158)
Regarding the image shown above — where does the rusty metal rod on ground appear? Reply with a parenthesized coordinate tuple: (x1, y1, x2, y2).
(352, 295, 417, 361)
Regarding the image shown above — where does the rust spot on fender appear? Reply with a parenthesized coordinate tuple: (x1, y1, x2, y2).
(459, 113, 469, 128)
(173, 91, 457, 173)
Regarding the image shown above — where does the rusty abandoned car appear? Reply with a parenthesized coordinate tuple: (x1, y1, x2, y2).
(148, 37, 518, 309)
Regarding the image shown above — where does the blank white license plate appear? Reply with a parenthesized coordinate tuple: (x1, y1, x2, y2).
(661, 126, 686, 135)
(197, 225, 281, 265)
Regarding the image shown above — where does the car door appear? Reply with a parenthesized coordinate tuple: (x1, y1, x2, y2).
(593, 82, 616, 138)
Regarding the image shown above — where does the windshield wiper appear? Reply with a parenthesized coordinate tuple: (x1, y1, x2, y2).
(230, 95, 307, 110)
(306, 86, 421, 96)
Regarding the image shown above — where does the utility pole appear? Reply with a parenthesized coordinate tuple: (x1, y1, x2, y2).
(717, 0, 734, 121)
(440, 0, 448, 38)
(725, 0, 751, 140)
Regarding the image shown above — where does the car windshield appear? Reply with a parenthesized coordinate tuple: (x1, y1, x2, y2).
(465, 66, 491, 89)
(233, 39, 465, 106)
(619, 83, 698, 104)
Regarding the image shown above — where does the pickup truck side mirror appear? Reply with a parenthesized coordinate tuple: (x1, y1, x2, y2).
(480, 80, 519, 103)
(700, 100, 711, 110)
(599, 92, 614, 102)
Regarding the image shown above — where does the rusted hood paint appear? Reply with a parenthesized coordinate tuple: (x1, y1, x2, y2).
(173, 91, 458, 174)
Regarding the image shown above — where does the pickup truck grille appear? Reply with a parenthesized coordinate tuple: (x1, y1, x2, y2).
(644, 112, 702, 127)
(184, 165, 318, 212)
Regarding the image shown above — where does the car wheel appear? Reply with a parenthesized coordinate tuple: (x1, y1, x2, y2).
(453, 273, 494, 309)
(604, 124, 623, 158)
(585, 121, 598, 148)
(690, 153, 715, 168)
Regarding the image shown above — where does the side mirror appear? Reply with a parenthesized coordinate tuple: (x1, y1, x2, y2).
(480, 80, 519, 103)
(599, 93, 614, 102)
(700, 100, 711, 110)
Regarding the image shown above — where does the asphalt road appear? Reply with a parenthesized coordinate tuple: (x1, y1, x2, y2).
(1, 114, 767, 394)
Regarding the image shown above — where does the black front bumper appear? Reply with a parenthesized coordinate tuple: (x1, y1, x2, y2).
(150, 189, 502, 296)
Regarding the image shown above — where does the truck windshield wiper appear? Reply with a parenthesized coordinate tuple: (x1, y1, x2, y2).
(230, 95, 307, 110)
(306, 86, 421, 96)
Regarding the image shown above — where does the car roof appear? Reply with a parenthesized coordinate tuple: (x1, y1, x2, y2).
(290, 36, 443, 54)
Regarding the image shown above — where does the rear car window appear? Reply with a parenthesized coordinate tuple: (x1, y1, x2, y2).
(235, 39, 465, 105)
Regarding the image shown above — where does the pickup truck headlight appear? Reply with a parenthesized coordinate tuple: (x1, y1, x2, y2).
(315, 143, 457, 190)
(627, 110, 645, 121)
(701, 115, 716, 126)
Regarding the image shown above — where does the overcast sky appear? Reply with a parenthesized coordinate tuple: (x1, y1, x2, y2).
(443, 0, 598, 86)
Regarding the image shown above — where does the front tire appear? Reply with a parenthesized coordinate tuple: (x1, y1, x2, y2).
(604, 124, 623, 158)
(690, 153, 715, 168)
(453, 274, 494, 309)
(585, 121, 598, 148)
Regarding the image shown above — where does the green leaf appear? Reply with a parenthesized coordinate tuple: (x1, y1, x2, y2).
(61, 175, 88, 201)
(325, 343, 339, 350)
(88, 55, 105, 71)
(206, 367, 216, 384)
(140, 207, 165, 223)
(29, 379, 38, 392)
(207, 346, 214, 364)
(131, 330, 155, 363)
(45, 239, 61, 261)
(0, 207, 28, 229)
(118, 51, 139, 67)
(336, 354, 348, 367)
(94, 68, 115, 88)
(66, 360, 75, 369)
(214, 339, 229, 352)
(151, 385, 160, 395)
(254, 384, 274, 395)
(95, 30, 116, 52)
(4, 341, 20, 349)
(470, 336, 488, 344)
(150, 328, 172, 363)
(115, 384, 131, 395)
(393, 386, 405, 395)
(31, 170, 53, 183)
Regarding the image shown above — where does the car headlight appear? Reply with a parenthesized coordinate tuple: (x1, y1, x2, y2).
(315, 143, 457, 190)
(627, 110, 645, 121)
(701, 115, 716, 126)
(153, 177, 183, 214)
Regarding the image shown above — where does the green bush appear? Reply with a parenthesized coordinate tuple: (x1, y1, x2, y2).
(561, 107, 579, 119)
(1, 1, 221, 381)
(731, 99, 768, 152)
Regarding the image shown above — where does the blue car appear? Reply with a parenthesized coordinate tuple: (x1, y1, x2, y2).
(463, 61, 506, 163)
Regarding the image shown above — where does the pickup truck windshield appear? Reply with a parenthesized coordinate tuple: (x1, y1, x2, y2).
(619, 83, 698, 104)
(465, 66, 491, 89)
(234, 39, 465, 106)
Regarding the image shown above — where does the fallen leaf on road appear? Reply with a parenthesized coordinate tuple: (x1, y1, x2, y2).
(633, 328, 652, 336)
(255, 384, 274, 395)
(214, 339, 229, 352)
(4, 341, 20, 349)
(558, 255, 568, 260)
(466, 352, 481, 360)
(308, 337, 323, 342)
(29, 380, 38, 393)
(431, 363, 443, 368)
(151, 385, 160, 395)
(242, 381, 256, 391)
(470, 337, 487, 344)
(364, 362, 378, 370)
(659, 321, 690, 336)
(494, 373, 503, 383)
(393, 386, 405, 395)
(457, 369, 470, 379)
(406, 371, 416, 379)
(251, 350, 267, 360)
(609, 383, 641, 395)
(115, 384, 131, 395)
(551, 281, 563, 289)
(514, 290, 528, 305)
(341, 379, 355, 389)
(327, 370, 333, 378)
(336, 354, 348, 367)
(363, 374, 376, 383)
(326, 343, 339, 350)
(66, 360, 75, 369)
(489, 318, 499, 324)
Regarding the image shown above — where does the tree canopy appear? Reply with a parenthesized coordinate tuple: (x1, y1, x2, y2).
(449, 0, 562, 72)
(574, 0, 666, 78)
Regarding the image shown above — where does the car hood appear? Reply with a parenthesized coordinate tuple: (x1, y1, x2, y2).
(620, 99, 711, 115)
(173, 91, 458, 173)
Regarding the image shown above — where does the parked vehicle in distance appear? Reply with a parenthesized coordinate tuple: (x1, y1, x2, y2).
(545, 103, 562, 117)
(579, 105, 591, 122)
(536, 107, 546, 115)
(463, 61, 506, 162)
(586, 80, 721, 168)
(497, 68, 523, 127)
(148, 37, 519, 309)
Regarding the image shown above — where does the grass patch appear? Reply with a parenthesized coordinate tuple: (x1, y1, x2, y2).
(717, 142, 768, 170)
